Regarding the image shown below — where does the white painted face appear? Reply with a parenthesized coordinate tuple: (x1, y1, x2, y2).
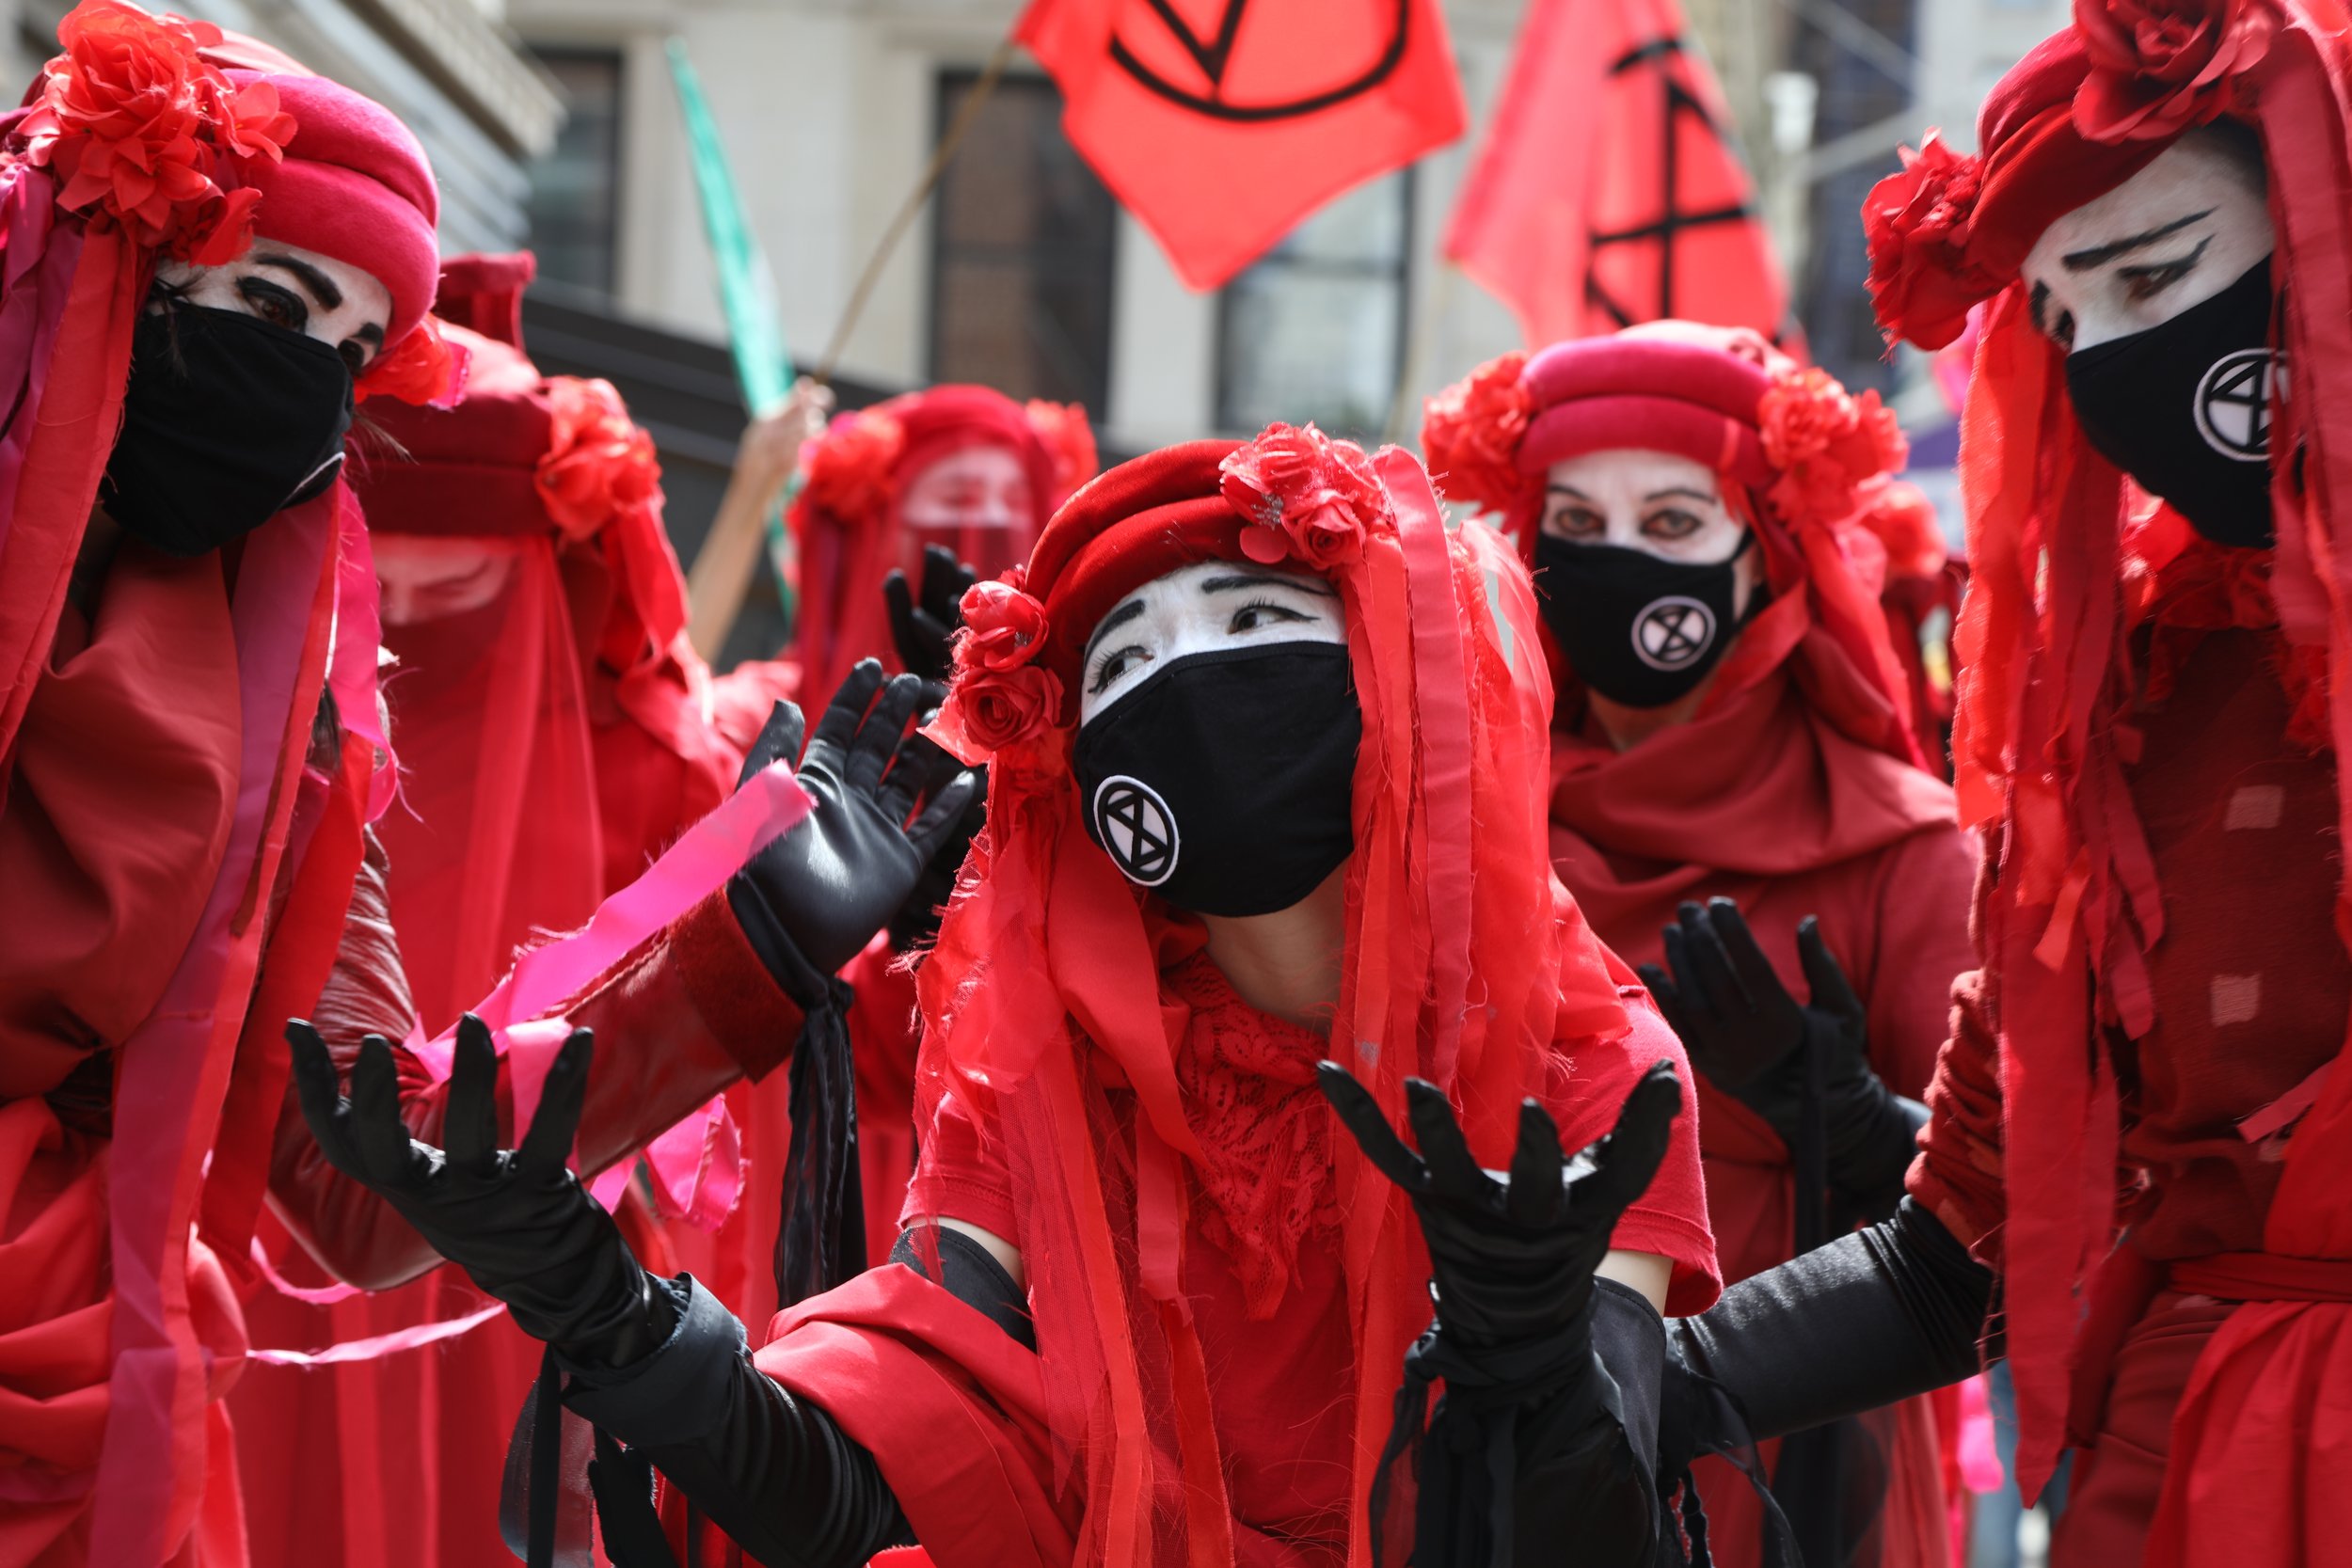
(899, 444, 1035, 533)
(154, 240, 394, 375)
(2020, 131, 2274, 355)
(1077, 559, 1347, 726)
(375, 535, 520, 627)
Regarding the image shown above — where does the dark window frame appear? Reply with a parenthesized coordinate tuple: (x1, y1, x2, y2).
(1212, 169, 1418, 440)
(925, 68, 1119, 414)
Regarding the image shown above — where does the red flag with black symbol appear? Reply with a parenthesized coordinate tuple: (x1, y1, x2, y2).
(1020, 0, 1468, 290)
(1443, 0, 1790, 345)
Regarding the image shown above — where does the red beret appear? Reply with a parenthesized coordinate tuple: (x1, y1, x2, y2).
(1517, 336, 1775, 486)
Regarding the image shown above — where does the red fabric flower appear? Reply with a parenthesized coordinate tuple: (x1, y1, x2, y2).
(1759, 367, 1909, 526)
(536, 376, 660, 539)
(19, 1, 289, 261)
(1025, 399, 1099, 499)
(1848, 478, 1948, 581)
(1863, 134, 1995, 351)
(939, 661, 1063, 757)
(2074, 0, 2275, 142)
(356, 313, 469, 408)
(1421, 352, 1536, 515)
(954, 578, 1050, 673)
(1217, 422, 1387, 571)
(801, 407, 907, 525)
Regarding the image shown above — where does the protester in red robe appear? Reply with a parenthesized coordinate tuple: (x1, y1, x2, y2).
(1422, 325, 1973, 1566)
(0, 10, 971, 1564)
(1659, 4, 2352, 1565)
(291, 427, 1723, 1566)
(230, 252, 810, 1568)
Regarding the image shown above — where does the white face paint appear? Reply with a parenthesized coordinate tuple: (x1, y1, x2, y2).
(2021, 131, 2274, 354)
(1540, 449, 1761, 616)
(375, 535, 520, 627)
(1077, 559, 1346, 726)
(899, 444, 1034, 533)
(154, 240, 394, 374)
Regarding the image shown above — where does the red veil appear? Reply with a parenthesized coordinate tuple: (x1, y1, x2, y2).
(1859, 0, 2352, 1512)
(908, 429, 1709, 1566)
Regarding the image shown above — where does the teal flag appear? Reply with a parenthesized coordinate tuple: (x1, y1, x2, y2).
(666, 39, 798, 608)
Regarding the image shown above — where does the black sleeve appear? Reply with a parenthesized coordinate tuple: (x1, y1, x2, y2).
(563, 1277, 914, 1568)
(1508, 1277, 1673, 1566)
(1665, 1196, 1993, 1449)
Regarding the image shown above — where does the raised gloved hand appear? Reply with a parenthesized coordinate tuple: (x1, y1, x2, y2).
(882, 545, 977, 687)
(730, 659, 980, 1001)
(1637, 899, 1922, 1219)
(1321, 1062, 1680, 1351)
(287, 1015, 669, 1369)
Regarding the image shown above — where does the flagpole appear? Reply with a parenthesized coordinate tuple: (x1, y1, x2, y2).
(1382, 261, 1458, 447)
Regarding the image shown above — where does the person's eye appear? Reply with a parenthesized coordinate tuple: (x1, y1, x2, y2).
(1645, 509, 1703, 540)
(1229, 598, 1314, 634)
(238, 277, 308, 333)
(1089, 644, 1148, 694)
(2122, 257, 2198, 303)
(1551, 505, 1604, 536)
(338, 341, 367, 376)
(2050, 309, 2076, 352)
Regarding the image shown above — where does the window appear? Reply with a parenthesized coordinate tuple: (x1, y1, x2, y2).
(1216, 173, 1413, 441)
(930, 72, 1119, 412)
(523, 48, 624, 297)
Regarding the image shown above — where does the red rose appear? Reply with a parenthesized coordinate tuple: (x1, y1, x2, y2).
(536, 376, 661, 537)
(801, 408, 906, 525)
(1862, 135, 1995, 352)
(1219, 422, 1387, 569)
(2074, 0, 2274, 142)
(954, 578, 1049, 673)
(942, 662, 1063, 756)
(1421, 352, 1536, 515)
(1760, 368, 1908, 525)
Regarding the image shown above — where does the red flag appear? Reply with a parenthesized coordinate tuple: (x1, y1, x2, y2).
(1020, 0, 1467, 290)
(1442, 0, 1789, 344)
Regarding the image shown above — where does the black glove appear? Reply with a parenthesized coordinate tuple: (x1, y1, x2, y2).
(287, 1016, 670, 1370)
(882, 545, 977, 686)
(730, 659, 980, 1003)
(1639, 900, 1922, 1223)
(1321, 1061, 1683, 1566)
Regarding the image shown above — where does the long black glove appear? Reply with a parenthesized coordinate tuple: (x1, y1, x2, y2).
(882, 544, 977, 686)
(1321, 1061, 1684, 1567)
(1638, 901, 1923, 1225)
(730, 659, 979, 1005)
(288, 1015, 671, 1369)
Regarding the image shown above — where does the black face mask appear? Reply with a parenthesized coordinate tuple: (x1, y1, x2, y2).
(103, 304, 356, 557)
(2064, 257, 2280, 549)
(1535, 532, 1755, 708)
(1073, 642, 1360, 918)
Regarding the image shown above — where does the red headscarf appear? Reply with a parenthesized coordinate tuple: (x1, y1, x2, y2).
(788, 385, 1095, 703)
(1860, 0, 2352, 1496)
(0, 6, 451, 1559)
(916, 424, 1653, 1567)
(1421, 324, 1928, 768)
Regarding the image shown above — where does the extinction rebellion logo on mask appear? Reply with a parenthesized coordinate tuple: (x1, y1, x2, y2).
(1093, 775, 1181, 886)
(2195, 349, 2281, 462)
(1632, 596, 1717, 672)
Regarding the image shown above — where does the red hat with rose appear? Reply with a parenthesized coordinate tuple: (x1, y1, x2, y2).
(1859, 0, 2352, 1504)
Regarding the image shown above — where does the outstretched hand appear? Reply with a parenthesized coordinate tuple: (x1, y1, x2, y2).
(288, 1016, 654, 1359)
(1318, 1061, 1681, 1348)
(731, 659, 981, 991)
(882, 545, 978, 687)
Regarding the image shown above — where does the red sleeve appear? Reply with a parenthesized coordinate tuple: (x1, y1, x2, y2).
(1903, 831, 2008, 1262)
(899, 1081, 1022, 1243)
(1541, 989, 1722, 1316)
(1857, 824, 1981, 1101)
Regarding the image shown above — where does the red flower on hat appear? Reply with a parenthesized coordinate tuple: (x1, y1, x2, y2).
(536, 376, 660, 539)
(1862, 134, 1995, 351)
(801, 407, 907, 525)
(1025, 400, 1099, 499)
(1759, 367, 1909, 526)
(356, 313, 469, 408)
(1421, 352, 1537, 516)
(1218, 422, 1388, 571)
(935, 573, 1060, 755)
(2074, 0, 2275, 143)
(19, 1, 293, 262)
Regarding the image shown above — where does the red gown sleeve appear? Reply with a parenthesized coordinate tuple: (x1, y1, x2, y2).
(1859, 824, 1981, 1101)
(268, 833, 806, 1290)
(1903, 829, 2009, 1261)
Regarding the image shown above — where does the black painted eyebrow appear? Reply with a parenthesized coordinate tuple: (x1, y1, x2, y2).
(2029, 279, 2052, 335)
(1197, 572, 1336, 597)
(1642, 487, 1716, 505)
(1549, 484, 1593, 499)
(2061, 209, 2215, 272)
(1083, 597, 1146, 665)
(256, 253, 384, 349)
